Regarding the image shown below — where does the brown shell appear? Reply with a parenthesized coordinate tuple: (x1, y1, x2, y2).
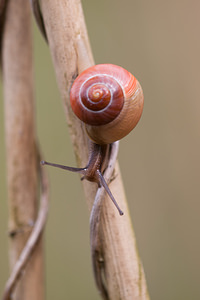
(70, 64, 144, 144)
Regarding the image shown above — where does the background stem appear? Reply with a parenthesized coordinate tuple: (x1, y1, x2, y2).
(2, 0, 45, 299)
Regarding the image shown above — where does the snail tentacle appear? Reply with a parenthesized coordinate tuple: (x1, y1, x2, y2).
(40, 142, 124, 215)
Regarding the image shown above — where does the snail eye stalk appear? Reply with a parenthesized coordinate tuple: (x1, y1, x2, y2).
(41, 159, 123, 216)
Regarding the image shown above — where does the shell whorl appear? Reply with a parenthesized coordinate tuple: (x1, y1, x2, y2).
(70, 64, 144, 144)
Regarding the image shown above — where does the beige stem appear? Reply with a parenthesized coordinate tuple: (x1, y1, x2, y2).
(2, 0, 44, 299)
(40, 0, 150, 299)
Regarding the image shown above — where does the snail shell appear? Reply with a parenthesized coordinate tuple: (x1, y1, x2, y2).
(70, 64, 144, 144)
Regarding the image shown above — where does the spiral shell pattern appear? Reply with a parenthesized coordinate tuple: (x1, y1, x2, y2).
(70, 64, 144, 144)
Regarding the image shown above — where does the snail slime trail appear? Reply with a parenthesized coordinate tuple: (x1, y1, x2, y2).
(41, 64, 144, 215)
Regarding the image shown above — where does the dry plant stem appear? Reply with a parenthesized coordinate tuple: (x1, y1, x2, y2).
(30, 0, 47, 42)
(2, 0, 46, 299)
(2, 166, 49, 300)
(91, 143, 149, 300)
(90, 141, 119, 300)
(38, 0, 149, 299)
(0, 0, 7, 62)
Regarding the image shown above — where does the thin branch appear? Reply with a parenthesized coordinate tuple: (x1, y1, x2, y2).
(2, 163, 49, 300)
(1, 0, 47, 299)
(90, 142, 119, 299)
(30, 0, 47, 41)
(0, 0, 7, 64)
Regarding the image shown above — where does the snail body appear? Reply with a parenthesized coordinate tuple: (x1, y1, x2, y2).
(42, 64, 144, 215)
(70, 64, 144, 144)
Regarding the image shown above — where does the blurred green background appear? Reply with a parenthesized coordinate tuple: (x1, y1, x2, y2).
(1, 0, 200, 299)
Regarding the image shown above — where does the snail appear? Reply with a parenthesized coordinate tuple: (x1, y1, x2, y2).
(70, 64, 143, 144)
(41, 64, 144, 215)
